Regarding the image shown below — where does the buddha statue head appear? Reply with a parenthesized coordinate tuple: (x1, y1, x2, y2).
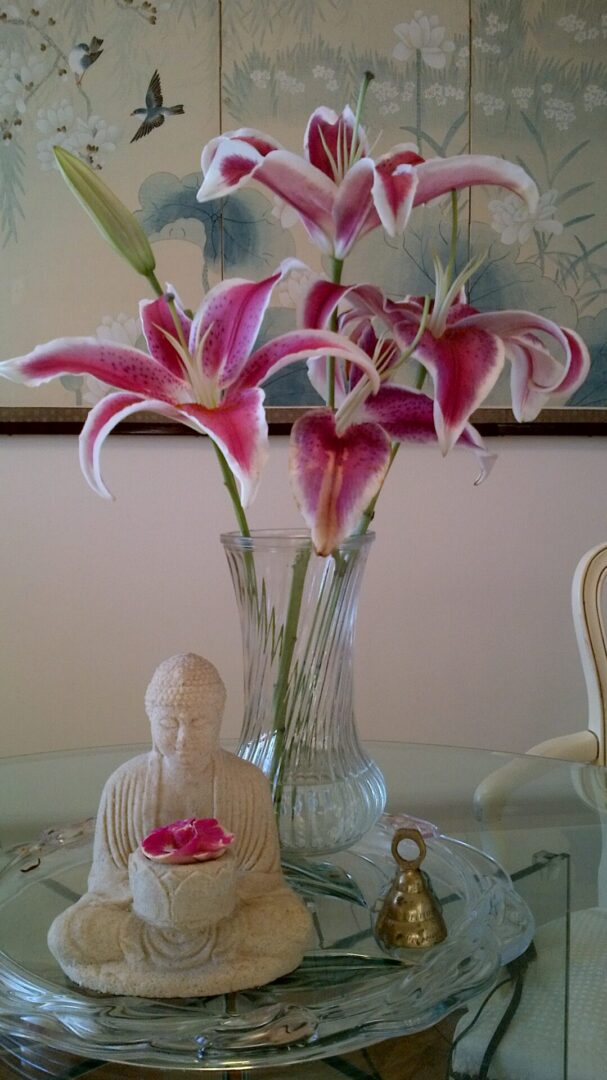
(145, 653, 227, 763)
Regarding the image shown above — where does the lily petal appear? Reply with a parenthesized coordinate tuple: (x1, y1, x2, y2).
(360, 385, 496, 482)
(200, 129, 283, 177)
(457, 311, 590, 420)
(231, 328, 382, 395)
(507, 329, 590, 421)
(289, 409, 391, 555)
(197, 136, 263, 201)
(304, 105, 368, 177)
(80, 392, 189, 499)
(253, 150, 336, 251)
(140, 291, 192, 379)
(189, 262, 297, 386)
(393, 321, 505, 452)
(413, 154, 539, 213)
(372, 146, 422, 236)
(333, 158, 378, 258)
(198, 141, 336, 253)
(178, 389, 268, 507)
(0, 337, 187, 401)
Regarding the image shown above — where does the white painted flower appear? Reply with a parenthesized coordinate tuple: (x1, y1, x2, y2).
(402, 81, 415, 101)
(543, 96, 575, 131)
(312, 65, 335, 81)
(512, 86, 533, 107)
(473, 91, 505, 116)
(485, 12, 507, 34)
(95, 313, 141, 347)
(276, 70, 305, 94)
(557, 14, 586, 33)
(584, 83, 607, 111)
(393, 11, 455, 70)
(489, 189, 563, 245)
(35, 100, 76, 135)
(271, 194, 299, 229)
(371, 80, 399, 103)
(36, 100, 77, 169)
(541, 83, 553, 94)
(326, 79, 338, 91)
(250, 69, 271, 89)
(69, 114, 121, 168)
(1, 48, 48, 114)
(275, 266, 316, 310)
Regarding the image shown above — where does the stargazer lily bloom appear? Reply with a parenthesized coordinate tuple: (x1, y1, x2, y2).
(301, 263, 590, 455)
(290, 304, 495, 556)
(197, 104, 539, 259)
(0, 261, 380, 504)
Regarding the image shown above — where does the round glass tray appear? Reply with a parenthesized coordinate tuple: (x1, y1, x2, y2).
(0, 813, 533, 1071)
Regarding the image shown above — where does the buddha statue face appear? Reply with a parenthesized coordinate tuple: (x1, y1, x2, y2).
(145, 654, 226, 764)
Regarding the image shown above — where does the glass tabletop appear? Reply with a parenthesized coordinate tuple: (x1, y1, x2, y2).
(0, 741, 604, 1079)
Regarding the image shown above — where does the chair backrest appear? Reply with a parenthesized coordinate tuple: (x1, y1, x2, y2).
(572, 542, 607, 766)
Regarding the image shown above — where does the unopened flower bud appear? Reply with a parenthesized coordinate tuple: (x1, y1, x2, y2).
(53, 146, 156, 278)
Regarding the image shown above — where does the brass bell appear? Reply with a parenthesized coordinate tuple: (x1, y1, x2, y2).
(375, 827, 448, 950)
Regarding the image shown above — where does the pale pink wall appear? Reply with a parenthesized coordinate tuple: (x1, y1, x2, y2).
(0, 432, 602, 756)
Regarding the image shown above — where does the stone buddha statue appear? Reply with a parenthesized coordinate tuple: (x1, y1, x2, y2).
(48, 654, 312, 997)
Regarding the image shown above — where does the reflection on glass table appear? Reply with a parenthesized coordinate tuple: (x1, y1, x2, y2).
(0, 741, 603, 1079)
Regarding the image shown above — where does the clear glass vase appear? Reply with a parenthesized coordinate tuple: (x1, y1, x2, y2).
(221, 529, 386, 855)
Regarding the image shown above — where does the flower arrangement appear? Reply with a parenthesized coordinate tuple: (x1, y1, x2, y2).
(0, 73, 589, 553)
(0, 74, 591, 850)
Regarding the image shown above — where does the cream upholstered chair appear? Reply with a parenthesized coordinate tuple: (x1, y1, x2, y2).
(451, 542, 607, 1080)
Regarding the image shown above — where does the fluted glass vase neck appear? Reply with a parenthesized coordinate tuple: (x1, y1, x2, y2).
(222, 529, 385, 856)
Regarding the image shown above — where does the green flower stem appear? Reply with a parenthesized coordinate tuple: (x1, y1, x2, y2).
(416, 50, 423, 152)
(213, 443, 251, 537)
(446, 190, 458, 286)
(145, 271, 164, 298)
(327, 256, 344, 410)
(268, 542, 312, 809)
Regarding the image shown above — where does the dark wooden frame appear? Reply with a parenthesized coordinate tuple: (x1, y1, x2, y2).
(2, 406, 607, 436)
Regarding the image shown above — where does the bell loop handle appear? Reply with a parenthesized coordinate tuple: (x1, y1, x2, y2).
(391, 827, 426, 870)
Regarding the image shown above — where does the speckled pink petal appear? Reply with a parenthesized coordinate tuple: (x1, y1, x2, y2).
(140, 292, 192, 379)
(189, 262, 297, 387)
(0, 337, 187, 401)
(231, 328, 381, 395)
(79, 392, 189, 499)
(360, 385, 496, 482)
(456, 310, 590, 419)
(394, 321, 505, 453)
(177, 389, 268, 507)
(289, 409, 391, 555)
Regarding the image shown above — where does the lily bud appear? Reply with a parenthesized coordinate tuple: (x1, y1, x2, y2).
(53, 146, 156, 278)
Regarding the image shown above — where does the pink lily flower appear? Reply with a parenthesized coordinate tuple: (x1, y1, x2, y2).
(0, 261, 380, 503)
(301, 266, 590, 455)
(141, 817, 234, 864)
(290, 294, 495, 556)
(197, 105, 539, 259)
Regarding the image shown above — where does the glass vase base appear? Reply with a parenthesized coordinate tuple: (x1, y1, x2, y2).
(0, 813, 533, 1071)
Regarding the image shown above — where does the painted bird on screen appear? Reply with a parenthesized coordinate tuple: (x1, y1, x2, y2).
(130, 70, 185, 143)
(68, 37, 104, 85)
